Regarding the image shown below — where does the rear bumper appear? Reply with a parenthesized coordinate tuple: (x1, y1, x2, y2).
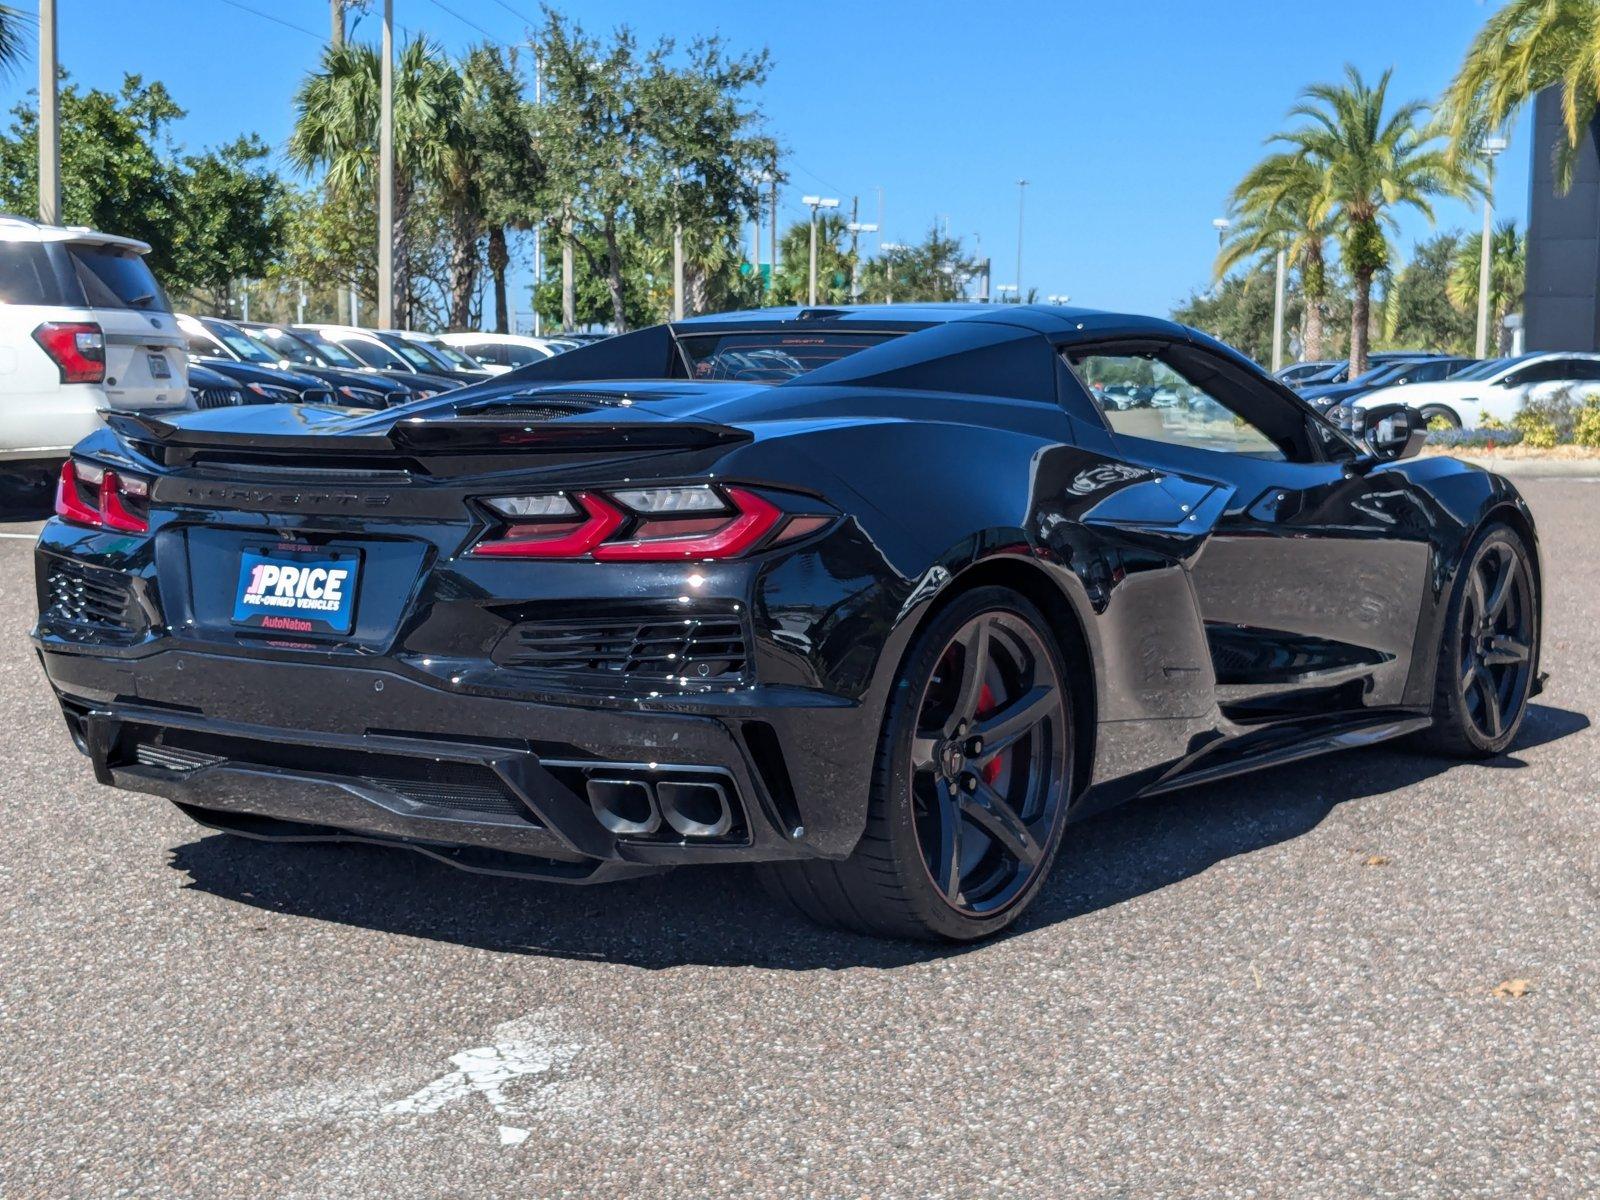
(38, 642, 859, 880)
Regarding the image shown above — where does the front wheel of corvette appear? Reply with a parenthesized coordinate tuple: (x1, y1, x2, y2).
(1422, 522, 1538, 758)
(761, 587, 1075, 941)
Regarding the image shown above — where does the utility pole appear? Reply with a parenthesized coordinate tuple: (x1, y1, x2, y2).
(561, 208, 575, 331)
(531, 47, 542, 336)
(1271, 245, 1287, 373)
(38, 0, 58, 225)
(297, 281, 307, 324)
(331, 0, 345, 47)
(769, 170, 780, 282)
(1015, 180, 1029, 304)
(803, 195, 839, 307)
(1476, 136, 1509, 358)
(376, 0, 395, 329)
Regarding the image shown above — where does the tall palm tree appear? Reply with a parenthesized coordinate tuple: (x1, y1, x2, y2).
(289, 37, 468, 328)
(0, 6, 28, 77)
(1217, 153, 1337, 360)
(1445, 0, 1600, 188)
(1448, 221, 1527, 351)
(1273, 66, 1476, 375)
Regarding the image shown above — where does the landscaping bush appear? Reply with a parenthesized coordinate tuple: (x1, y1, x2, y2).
(1575, 398, 1600, 449)
(1515, 387, 1585, 445)
(1428, 426, 1525, 449)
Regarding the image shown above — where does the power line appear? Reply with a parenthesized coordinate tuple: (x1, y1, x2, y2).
(424, 0, 500, 41)
(212, 0, 322, 40)
(485, 0, 538, 26)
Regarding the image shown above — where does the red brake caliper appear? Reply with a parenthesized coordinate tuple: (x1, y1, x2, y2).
(977, 684, 1003, 785)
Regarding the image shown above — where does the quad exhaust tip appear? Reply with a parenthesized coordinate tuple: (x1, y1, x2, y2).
(583, 772, 735, 841)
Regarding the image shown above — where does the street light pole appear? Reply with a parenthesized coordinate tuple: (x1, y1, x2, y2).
(802, 195, 838, 306)
(880, 243, 905, 303)
(1271, 245, 1287, 373)
(1476, 136, 1509, 358)
(1015, 179, 1028, 302)
(377, 0, 395, 329)
(38, 0, 58, 225)
(847, 217, 877, 303)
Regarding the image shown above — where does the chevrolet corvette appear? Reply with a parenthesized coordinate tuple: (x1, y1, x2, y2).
(33, 304, 1543, 940)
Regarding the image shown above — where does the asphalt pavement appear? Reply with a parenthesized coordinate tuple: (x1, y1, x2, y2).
(1, 478, 1596, 1199)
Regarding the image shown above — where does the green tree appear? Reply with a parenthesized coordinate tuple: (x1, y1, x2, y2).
(534, 12, 772, 330)
(1448, 221, 1525, 351)
(462, 44, 542, 333)
(858, 224, 980, 303)
(289, 37, 470, 328)
(1272, 66, 1476, 375)
(1445, 0, 1600, 188)
(1217, 154, 1337, 360)
(169, 136, 288, 312)
(1172, 263, 1304, 365)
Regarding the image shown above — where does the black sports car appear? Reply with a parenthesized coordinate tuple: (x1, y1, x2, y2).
(32, 305, 1544, 941)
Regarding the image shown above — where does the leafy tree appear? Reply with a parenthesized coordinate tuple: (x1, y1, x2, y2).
(462, 44, 542, 333)
(290, 37, 470, 328)
(1218, 154, 1336, 360)
(1172, 263, 1304, 365)
(1270, 66, 1476, 375)
(534, 12, 772, 330)
(1448, 220, 1525, 351)
(169, 136, 288, 312)
(858, 224, 981, 303)
(1445, 0, 1600, 188)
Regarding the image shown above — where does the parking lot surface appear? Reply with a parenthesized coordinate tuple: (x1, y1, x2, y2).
(1, 479, 1596, 1199)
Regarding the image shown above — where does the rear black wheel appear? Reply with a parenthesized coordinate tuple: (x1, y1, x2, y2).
(1423, 523, 1538, 757)
(761, 587, 1075, 941)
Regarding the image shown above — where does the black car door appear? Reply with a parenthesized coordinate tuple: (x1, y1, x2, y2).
(1063, 336, 1436, 721)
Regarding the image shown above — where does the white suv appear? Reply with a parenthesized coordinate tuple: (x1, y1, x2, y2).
(0, 216, 189, 489)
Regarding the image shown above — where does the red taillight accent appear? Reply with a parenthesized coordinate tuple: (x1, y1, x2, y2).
(470, 492, 625, 557)
(53, 462, 150, 533)
(594, 487, 782, 561)
(33, 321, 106, 384)
(54, 461, 100, 525)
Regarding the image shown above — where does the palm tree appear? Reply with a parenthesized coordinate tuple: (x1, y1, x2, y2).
(289, 37, 469, 328)
(0, 6, 29, 77)
(1448, 221, 1527, 351)
(1217, 153, 1337, 360)
(1272, 66, 1476, 375)
(1445, 0, 1600, 188)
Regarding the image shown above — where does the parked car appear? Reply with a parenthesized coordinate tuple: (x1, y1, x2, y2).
(242, 322, 453, 401)
(297, 324, 489, 386)
(185, 362, 251, 410)
(0, 216, 189, 490)
(180, 315, 411, 409)
(435, 331, 563, 373)
(1274, 360, 1338, 386)
(33, 303, 1543, 941)
(395, 330, 503, 376)
(1292, 351, 1439, 388)
(1299, 356, 1478, 412)
(1351, 351, 1600, 429)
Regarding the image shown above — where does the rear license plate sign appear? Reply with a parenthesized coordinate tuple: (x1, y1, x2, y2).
(148, 353, 171, 379)
(232, 545, 360, 636)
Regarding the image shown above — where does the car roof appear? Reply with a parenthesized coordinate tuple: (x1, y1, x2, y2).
(671, 302, 1191, 341)
(0, 213, 152, 254)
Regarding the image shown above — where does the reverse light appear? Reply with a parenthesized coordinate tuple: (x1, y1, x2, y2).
(470, 485, 821, 561)
(33, 322, 106, 384)
(55, 460, 150, 533)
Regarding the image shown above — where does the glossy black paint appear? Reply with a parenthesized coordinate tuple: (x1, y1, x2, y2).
(33, 304, 1542, 883)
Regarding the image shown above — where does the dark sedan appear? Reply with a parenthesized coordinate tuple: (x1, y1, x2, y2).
(33, 305, 1543, 941)
(1299, 356, 1478, 411)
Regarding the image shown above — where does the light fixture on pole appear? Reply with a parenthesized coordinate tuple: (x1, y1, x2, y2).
(847, 221, 877, 302)
(1271, 241, 1288, 373)
(996, 283, 1019, 304)
(879, 241, 906, 303)
(38, 0, 58, 225)
(1211, 216, 1232, 247)
(803, 195, 839, 306)
(1476, 135, 1509, 358)
(377, 0, 395, 329)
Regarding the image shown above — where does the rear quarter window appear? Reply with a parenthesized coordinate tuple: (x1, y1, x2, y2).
(67, 244, 170, 313)
(0, 241, 67, 305)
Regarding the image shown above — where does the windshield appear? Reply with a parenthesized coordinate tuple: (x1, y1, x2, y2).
(675, 331, 897, 383)
(206, 322, 280, 365)
(1352, 361, 1414, 386)
(1452, 357, 1515, 382)
(377, 334, 441, 371)
(285, 328, 366, 369)
(413, 338, 480, 370)
(338, 335, 409, 371)
(254, 327, 323, 367)
(67, 243, 170, 312)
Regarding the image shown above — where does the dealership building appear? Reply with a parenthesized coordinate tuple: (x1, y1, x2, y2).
(1525, 91, 1600, 351)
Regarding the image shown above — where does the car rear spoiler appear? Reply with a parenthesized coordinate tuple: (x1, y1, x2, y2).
(104, 411, 751, 470)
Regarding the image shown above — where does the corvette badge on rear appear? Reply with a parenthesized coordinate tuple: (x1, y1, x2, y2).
(232, 546, 361, 636)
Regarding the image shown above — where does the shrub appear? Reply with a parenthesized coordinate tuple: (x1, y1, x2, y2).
(1428, 426, 1525, 449)
(1478, 413, 1507, 431)
(1575, 398, 1600, 449)
(1516, 386, 1585, 443)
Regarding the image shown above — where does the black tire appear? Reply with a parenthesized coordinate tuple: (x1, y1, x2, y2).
(760, 587, 1077, 941)
(1418, 405, 1462, 430)
(1421, 522, 1538, 758)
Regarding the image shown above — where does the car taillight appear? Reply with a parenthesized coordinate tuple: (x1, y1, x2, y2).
(33, 322, 105, 384)
(54, 460, 150, 533)
(470, 485, 824, 560)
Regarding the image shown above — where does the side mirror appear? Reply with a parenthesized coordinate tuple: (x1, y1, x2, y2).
(1361, 402, 1427, 460)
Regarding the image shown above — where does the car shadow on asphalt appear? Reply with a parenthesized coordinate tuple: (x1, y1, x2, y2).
(168, 702, 1590, 971)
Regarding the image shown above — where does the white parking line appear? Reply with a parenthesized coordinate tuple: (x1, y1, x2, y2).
(0, 532, 38, 539)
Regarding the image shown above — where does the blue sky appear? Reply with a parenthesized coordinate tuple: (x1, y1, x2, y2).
(0, 0, 1530, 320)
